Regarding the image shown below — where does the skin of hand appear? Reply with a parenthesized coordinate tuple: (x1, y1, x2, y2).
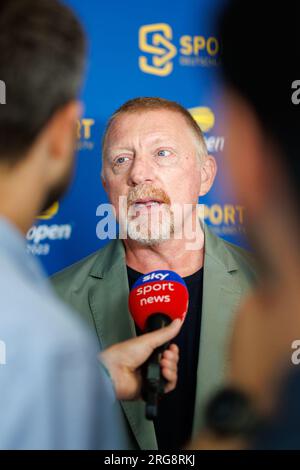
(100, 318, 182, 400)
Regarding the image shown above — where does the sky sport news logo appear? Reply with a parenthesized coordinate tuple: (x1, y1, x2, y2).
(0, 80, 6, 104)
(26, 202, 72, 257)
(139, 23, 220, 77)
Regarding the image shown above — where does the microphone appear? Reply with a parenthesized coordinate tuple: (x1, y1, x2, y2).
(128, 270, 189, 419)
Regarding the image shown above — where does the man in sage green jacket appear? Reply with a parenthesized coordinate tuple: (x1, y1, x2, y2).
(52, 97, 255, 450)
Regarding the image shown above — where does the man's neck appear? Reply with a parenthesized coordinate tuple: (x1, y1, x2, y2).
(123, 230, 205, 278)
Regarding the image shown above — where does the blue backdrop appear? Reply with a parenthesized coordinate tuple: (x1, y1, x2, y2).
(26, 0, 246, 276)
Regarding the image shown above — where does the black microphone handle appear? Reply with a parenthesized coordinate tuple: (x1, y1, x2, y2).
(142, 313, 172, 420)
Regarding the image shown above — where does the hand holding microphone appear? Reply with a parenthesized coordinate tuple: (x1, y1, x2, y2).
(100, 318, 182, 401)
(129, 270, 189, 419)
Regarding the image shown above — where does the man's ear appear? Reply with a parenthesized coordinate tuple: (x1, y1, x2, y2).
(101, 174, 107, 192)
(47, 101, 82, 162)
(199, 155, 217, 196)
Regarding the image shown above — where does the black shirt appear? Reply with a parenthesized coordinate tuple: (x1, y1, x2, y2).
(127, 266, 203, 449)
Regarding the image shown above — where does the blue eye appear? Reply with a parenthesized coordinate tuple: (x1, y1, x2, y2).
(157, 149, 171, 157)
(115, 156, 130, 165)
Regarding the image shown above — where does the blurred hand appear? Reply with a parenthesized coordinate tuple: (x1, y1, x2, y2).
(100, 319, 181, 400)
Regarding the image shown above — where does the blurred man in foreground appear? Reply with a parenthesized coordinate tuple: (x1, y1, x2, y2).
(0, 0, 180, 450)
(191, 0, 300, 449)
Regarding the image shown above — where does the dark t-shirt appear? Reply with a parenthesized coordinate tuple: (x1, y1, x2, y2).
(127, 265, 203, 449)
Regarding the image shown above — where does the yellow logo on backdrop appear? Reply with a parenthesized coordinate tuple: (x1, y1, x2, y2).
(139, 23, 220, 76)
(179, 36, 219, 57)
(77, 118, 95, 151)
(188, 107, 215, 132)
(77, 119, 95, 140)
(139, 23, 177, 77)
(37, 202, 59, 220)
(203, 204, 245, 226)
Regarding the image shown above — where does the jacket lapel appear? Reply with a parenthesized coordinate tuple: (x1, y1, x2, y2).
(88, 239, 157, 450)
(192, 226, 242, 436)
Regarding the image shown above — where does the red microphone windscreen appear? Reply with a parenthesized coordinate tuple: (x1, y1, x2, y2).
(129, 270, 189, 331)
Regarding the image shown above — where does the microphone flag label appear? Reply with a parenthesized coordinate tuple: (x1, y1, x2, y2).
(129, 270, 189, 330)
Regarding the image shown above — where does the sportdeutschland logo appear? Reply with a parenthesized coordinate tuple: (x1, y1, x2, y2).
(138, 23, 219, 77)
(139, 23, 177, 77)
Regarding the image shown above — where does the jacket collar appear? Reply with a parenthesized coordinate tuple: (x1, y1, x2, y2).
(88, 223, 240, 280)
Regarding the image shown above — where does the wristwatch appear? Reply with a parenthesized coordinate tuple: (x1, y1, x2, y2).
(204, 387, 262, 438)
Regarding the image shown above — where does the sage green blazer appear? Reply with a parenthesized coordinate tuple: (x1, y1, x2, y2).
(51, 226, 255, 450)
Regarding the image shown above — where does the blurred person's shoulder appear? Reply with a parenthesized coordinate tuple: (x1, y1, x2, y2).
(0, 251, 118, 450)
(0, 249, 99, 361)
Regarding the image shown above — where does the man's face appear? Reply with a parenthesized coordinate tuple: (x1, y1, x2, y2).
(41, 158, 74, 213)
(223, 91, 269, 220)
(102, 109, 216, 245)
(41, 103, 79, 213)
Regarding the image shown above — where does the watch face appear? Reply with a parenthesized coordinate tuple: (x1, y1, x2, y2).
(205, 387, 259, 437)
